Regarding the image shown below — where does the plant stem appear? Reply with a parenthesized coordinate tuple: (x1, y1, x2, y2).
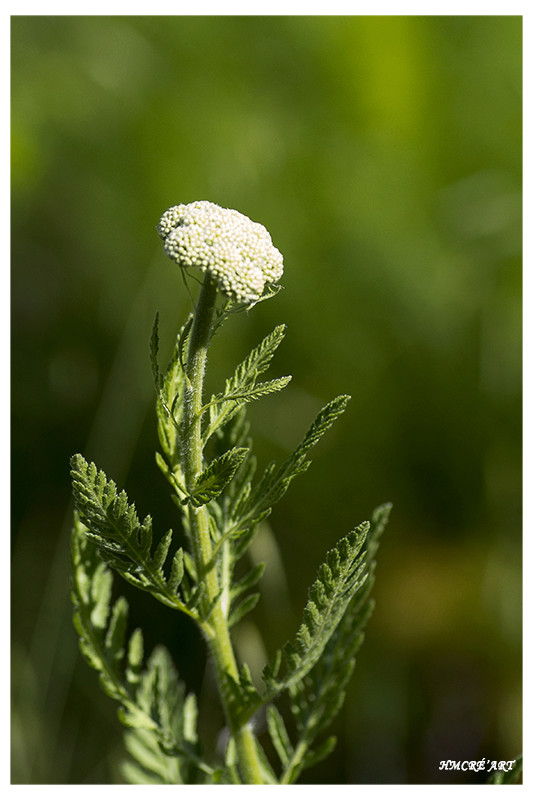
(181, 277, 265, 785)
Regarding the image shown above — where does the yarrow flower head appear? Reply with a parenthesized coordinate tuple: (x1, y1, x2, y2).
(157, 201, 284, 305)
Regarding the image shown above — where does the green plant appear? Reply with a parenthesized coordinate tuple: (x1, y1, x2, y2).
(69, 200, 391, 784)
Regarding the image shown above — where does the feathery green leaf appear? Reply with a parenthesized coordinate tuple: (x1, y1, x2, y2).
(156, 314, 193, 471)
(150, 312, 161, 393)
(210, 376, 292, 413)
(227, 323, 288, 391)
(300, 736, 337, 772)
(121, 727, 182, 785)
(70, 454, 204, 627)
(72, 519, 159, 728)
(72, 520, 212, 783)
(228, 592, 260, 628)
(263, 520, 369, 696)
(229, 563, 265, 605)
(204, 325, 289, 442)
(226, 395, 351, 539)
(275, 504, 392, 783)
(187, 447, 249, 508)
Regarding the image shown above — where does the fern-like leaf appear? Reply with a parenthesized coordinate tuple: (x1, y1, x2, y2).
(121, 727, 182, 785)
(207, 377, 292, 430)
(226, 395, 351, 539)
(187, 447, 249, 508)
(156, 314, 193, 471)
(224, 323, 287, 394)
(150, 311, 161, 393)
(71, 518, 162, 730)
(227, 592, 261, 628)
(70, 454, 204, 627)
(271, 503, 392, 783)
(204, 325, 289, 442)
(72, 520, 215, 783)
(229, 563, 265, 607)
(263, 520, 370, 696)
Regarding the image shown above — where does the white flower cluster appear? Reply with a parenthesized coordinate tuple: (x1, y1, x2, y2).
(157, 201, 284, 304)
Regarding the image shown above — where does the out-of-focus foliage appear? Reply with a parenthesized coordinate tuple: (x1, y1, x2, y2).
(11, 16, 521, 784)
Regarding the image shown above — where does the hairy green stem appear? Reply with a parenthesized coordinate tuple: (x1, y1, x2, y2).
(181, 277, 265, 785)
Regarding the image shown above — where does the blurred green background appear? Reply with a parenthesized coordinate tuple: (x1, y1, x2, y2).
(11, 15, 522, 784)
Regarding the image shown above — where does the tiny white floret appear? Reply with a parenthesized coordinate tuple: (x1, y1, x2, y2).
(157, 201, 284, 304)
